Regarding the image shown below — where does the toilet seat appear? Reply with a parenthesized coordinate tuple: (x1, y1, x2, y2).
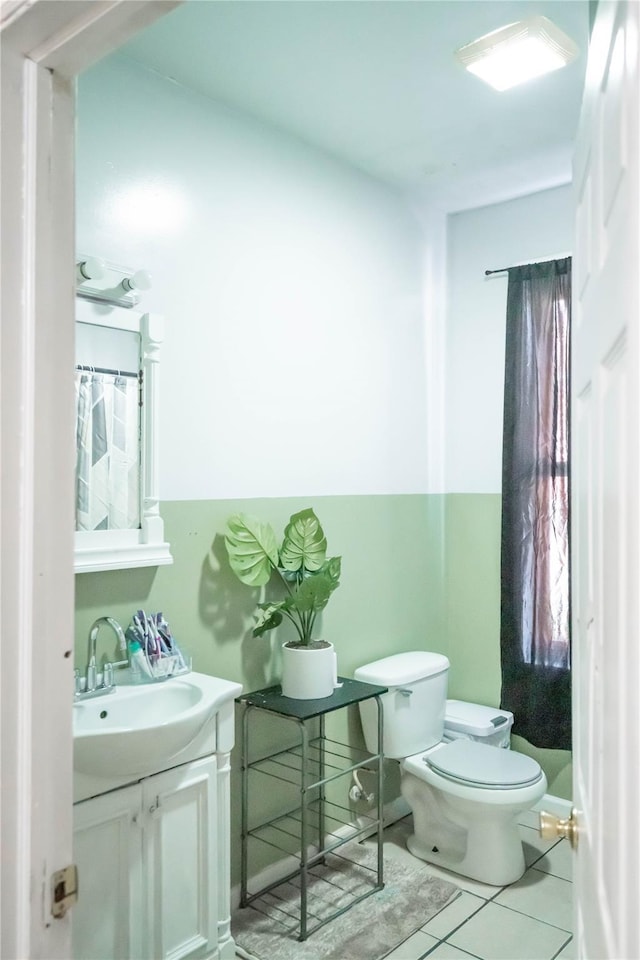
(424, 739, 543, 790)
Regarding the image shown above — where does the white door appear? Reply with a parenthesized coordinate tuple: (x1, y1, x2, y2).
(572, 1, 640, 958)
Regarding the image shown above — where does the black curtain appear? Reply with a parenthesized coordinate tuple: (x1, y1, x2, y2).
(500, 258, 572, 751)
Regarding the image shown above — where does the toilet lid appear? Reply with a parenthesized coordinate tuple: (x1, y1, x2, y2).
(425, 740, 542, 788)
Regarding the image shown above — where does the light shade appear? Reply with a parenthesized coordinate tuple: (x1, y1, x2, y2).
(455, 16, 579, 91)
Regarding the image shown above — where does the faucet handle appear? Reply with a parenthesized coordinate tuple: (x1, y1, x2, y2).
(103, 662, 114, 689)
(74, 669, 83, 695)
(86, 663, 97, 692)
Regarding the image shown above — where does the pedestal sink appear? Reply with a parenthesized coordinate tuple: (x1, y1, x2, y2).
(73, 671, 242, 787)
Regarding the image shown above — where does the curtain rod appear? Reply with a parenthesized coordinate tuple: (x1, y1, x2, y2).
(76, 363, 139, 379)
(485, 253, 572, 277)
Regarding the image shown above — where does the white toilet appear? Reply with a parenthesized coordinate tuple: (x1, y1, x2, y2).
(354, 651, 547, 886)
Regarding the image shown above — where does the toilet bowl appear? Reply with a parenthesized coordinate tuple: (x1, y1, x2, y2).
(354, 652, 547, 886)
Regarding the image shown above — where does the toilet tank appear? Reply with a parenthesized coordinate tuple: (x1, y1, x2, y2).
(444, 700, 514, 749)
(354, 651, 449, 759)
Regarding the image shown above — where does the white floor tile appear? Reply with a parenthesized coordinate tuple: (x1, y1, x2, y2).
(382, 820, 414, 850)
(447, 901, 570, 960)
(421, 892, 486, 939)
(426, 942, 482, 959)
(383, 929, 438, 960)
(532, 838, 574, 882)
(361, 820, 418, 870)
(519, 823, 563, 867)
(412, 860, 501, 900)
(554, 936, 575, 958)
(494, 869, 573, 932)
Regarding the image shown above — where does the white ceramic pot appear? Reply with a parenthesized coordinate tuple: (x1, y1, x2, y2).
(281, 640, 338, 700)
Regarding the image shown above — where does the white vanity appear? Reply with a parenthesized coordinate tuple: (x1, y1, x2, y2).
(72, 672, 242, 960)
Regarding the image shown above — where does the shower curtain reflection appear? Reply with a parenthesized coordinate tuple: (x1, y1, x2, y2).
(75, 368, 141, 531)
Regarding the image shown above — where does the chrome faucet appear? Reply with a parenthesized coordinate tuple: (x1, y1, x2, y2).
(75, 616, 128, 700)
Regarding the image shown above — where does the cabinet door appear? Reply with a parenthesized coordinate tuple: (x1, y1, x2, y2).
(73, 784, 143, 960)
(143, 756, 218, 960)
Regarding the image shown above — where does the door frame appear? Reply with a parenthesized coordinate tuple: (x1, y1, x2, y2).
(0, 3, 179, 957)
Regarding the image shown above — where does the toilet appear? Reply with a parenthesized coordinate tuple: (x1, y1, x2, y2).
(354, 651, 547, 886)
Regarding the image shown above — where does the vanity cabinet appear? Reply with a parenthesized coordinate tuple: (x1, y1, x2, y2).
(73, 782, 142, 960)
(73, 755, 231, 960)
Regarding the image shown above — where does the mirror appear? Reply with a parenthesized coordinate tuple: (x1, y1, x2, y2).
(74, 297, 172, 573)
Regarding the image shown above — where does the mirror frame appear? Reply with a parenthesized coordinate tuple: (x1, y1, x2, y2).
(74, 300, 173, 573)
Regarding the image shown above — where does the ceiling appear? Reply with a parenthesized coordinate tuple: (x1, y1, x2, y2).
(119, 0, 589, 212)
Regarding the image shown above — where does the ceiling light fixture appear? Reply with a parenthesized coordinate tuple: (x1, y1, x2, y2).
(455, 16, 579, 91)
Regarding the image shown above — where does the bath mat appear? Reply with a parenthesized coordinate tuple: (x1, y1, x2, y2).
(232, 844, 459, 960)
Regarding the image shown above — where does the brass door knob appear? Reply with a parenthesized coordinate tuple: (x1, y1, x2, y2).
(539, 808, 579, 849)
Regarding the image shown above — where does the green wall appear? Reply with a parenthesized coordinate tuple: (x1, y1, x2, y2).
(444, 494, 572, 798)
(445, 495, 502, 705)
(75, 494, 447, 682)
(75, 492, 572, 795)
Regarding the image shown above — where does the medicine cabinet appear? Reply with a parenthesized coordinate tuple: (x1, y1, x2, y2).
(74, 295, 172, 573)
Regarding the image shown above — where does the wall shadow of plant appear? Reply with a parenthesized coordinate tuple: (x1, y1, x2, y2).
(199, 533, 285, 690)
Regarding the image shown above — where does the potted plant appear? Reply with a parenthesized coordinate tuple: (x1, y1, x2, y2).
(224, 507, 341, 699)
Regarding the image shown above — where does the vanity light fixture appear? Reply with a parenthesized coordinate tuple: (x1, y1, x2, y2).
(455, 16, 579, 91)
(76, 256, 152, 308)
(77, 257, 106, 282)
(121, 270, 152, 294)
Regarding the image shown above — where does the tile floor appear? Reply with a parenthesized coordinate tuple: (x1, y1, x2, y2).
(361, 806, 574, 960)
(236, 805, 574, 960)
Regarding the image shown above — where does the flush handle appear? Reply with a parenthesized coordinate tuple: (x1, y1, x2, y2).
(539, 808, 579, 850)
(397, 688, 413, 697)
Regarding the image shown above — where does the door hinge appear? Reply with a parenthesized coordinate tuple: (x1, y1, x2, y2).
(51, 864, 78, 919)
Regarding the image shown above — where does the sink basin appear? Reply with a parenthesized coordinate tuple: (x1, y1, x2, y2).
(73, 671, 242, 780)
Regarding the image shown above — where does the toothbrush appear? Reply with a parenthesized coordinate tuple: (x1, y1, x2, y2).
(155, 612, 175, 652)
(156, 613, 187, 671)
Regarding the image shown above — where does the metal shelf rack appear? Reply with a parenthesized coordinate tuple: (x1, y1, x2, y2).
(236, 677, 387, 941)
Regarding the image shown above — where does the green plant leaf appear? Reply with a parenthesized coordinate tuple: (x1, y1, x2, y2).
(252, 602, 286, 637)
(280, 508, 327, 572)
(224, 513, 279, 587)
(292, 571, 338, 614)
(320, 556, 341, 586)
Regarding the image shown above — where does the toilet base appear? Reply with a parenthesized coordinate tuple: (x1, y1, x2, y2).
(401, 767, 546, 886)
(405, 821, 525, 887)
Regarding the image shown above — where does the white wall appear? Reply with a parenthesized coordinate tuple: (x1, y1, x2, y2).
(445, 185, 573, 493)
(76, 57, 429, 502)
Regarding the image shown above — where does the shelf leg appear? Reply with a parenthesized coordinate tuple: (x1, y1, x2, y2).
(375, 694, 384, 889)
(240, 704, 252, 907)
(318, 714, 326, 864)
(299, 718, 309, 941)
